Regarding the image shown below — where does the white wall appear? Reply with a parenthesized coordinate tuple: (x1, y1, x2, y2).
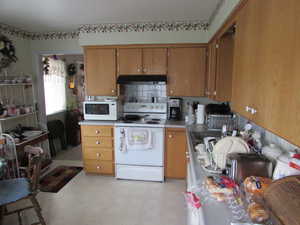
(206, 0, 241, 40)
(79, 30, 209, 46)
(3, 34, 32, 75)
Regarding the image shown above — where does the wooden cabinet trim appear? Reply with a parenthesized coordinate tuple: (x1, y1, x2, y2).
(84, 43, 208, 49)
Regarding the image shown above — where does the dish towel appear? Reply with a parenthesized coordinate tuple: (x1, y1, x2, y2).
(125, 128, 152, 150)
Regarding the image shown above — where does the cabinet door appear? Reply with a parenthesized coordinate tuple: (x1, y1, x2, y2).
(168, 48, 206, 97)
(165, 128, 187, 179)
(85, 48, 117, 96)
(142, 48, 167, 74)
(206, 41, 217, 99)
(251, 0, 300, 145)
(231, 2, 266, 122)
(118, 48, 142, 75)
(215, 33, 234, 102)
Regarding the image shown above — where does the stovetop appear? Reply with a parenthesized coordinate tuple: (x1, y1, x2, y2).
(115, 118, 166, 127)
(116, 102, 167, 127)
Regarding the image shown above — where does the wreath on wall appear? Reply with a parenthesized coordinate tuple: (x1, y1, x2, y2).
(0, 34, 17, 71)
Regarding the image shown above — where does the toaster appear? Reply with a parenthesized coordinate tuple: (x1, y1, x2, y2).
(227, 153, 273, 184)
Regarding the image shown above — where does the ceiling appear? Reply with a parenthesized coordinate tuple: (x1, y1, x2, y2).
(0, 0, 222, 32)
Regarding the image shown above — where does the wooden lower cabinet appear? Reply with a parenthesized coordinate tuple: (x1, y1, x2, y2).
(81, 125, 114, 175)
(84, 160, 114, 174)
(165, 128, 187, 179)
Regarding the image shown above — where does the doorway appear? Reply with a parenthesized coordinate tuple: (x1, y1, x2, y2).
(39, 53, 84, 160)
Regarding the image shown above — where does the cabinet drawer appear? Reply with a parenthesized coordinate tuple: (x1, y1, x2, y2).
(83, 148, 113, 161)
(81, 125, 113, 137)
(84, 160, 114, 174)
(82, 137, 113, 148)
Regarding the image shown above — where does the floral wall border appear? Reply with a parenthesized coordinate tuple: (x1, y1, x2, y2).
(0, 20, 209, 40)
(78, 20, 209, 34)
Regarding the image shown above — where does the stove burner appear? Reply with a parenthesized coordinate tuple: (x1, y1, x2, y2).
(146, 121, 160, 124)
(151, 118, 161, 121)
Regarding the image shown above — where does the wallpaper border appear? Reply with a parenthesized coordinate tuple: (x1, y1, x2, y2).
(0, 20, 209, 40)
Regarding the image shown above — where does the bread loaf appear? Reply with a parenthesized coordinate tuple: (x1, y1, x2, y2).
(244, 176, 272, 196)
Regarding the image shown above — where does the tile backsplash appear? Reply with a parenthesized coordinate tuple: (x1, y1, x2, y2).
(237, 114, 298, 152)
(121, 83, 167, 103)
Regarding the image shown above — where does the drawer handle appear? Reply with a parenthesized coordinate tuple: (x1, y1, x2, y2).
(96, 153, 101, 158)
(95, 130, 100, 134)
(96, 141, 101, 145)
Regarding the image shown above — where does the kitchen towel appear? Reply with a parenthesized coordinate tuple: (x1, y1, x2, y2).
(125, 128, 152, 150)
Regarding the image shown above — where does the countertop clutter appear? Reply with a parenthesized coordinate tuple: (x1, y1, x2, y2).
(186, 125, 300, 225)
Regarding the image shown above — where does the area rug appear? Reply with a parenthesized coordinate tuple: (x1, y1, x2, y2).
(40, 166, 82, 193)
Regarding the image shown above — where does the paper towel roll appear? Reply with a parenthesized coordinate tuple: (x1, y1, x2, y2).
(196, 104, 205, 124)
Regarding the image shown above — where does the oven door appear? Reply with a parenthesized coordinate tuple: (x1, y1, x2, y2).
(83, 101, 117, 120)
(114, 127, 164, 166)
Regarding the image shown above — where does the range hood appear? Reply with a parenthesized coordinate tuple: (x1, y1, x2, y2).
(117, 75, 167, 84)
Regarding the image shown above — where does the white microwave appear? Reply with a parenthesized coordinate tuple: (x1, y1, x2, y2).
(83, 101, 118, 120)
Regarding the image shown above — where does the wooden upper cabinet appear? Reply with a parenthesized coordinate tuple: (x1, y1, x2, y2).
(118, 48, 142, 75)
(232, 0, 300, 146)
(142, 48, 167, 74)
(117, 48, 167, 75)
(85, 48, 117, 96)
(167, 47, 206, 97)
(165, 128, 187, 179)
(215, 31, 235, 102)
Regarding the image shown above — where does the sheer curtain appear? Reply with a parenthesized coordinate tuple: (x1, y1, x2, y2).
(43, 57, 66, 115)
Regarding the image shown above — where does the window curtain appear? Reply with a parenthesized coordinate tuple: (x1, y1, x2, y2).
(43, 58, 67, 115)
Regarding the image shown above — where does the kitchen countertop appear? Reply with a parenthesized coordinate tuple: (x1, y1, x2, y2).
(164, 120, 187, 128)
(79, 119, 190, 128)
(186, 125, 232, 225)
(79, 120, 117, 126)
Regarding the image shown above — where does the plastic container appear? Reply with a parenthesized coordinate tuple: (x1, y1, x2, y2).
(273, 155, 300, 180)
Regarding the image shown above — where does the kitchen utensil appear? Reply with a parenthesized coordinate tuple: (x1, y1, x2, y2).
(227, 153, 273, 184)
(213, 137, 250, 170)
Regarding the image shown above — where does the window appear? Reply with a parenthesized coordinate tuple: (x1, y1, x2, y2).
(43, 57, 66, 115)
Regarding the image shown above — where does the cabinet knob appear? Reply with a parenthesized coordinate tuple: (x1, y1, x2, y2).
(95, 130, 100, 134)
(170, 90, 173, 94)
(96, 153, 101, 158)
(168, 134, 173, 138)
(250, 108, 257, 115)
(111, 90, 115, 93)
(143, 68, 147, 73)
(96, 166, 101, 170)
(137, 68, 141, 72)
(96, 141, 101, 145)
(245, 106, 251, 112)
(213, 91, 217, 96)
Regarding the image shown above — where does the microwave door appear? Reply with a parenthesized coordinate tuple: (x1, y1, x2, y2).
(85, 104, 109, 115)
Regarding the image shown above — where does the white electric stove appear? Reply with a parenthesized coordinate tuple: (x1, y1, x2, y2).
(114, 102, 167, 182)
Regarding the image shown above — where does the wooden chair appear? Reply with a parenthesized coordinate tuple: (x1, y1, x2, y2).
(0, 145, 46, 225)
